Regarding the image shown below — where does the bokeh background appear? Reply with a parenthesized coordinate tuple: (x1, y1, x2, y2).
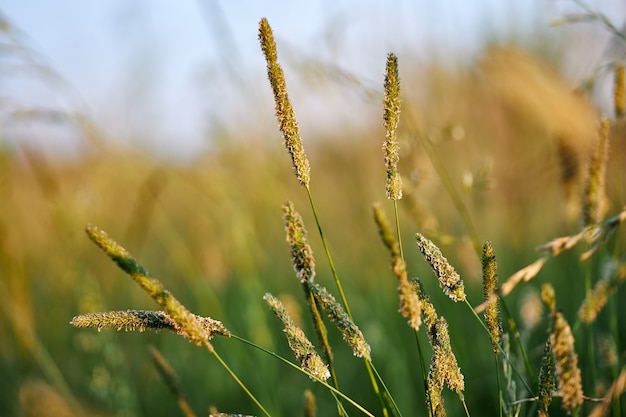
(1, 1, 625, 416)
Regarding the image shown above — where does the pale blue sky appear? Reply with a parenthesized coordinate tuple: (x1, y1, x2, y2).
(0, 1, 621, 159)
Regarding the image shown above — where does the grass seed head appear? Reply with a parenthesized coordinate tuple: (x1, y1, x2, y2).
(481, 241, 502, 352)
(551, 311, 583, 412)
(581, 117, 610, 226)
(264, 293, 330, 381)
(259, 18, 310, 188)
(283, 201, 316, 283)
(415, 233, 466, 302)
(383, 53, 402, 200)
(308, 282, 371, 360)
(615, 64, 625, 118)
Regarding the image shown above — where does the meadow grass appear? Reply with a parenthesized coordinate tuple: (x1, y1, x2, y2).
(1, 5, 626, 417)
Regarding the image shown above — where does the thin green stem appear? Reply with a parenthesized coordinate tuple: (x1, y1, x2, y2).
(305, 185, 394, 416)
(413, 331, 432, 417)
(463, 299, 535, 397)
(206, 342, 272, 417)
(231, 335, 375, 417)
(494, 352, 503, 417)
(369, 361, 404, 417)
(418, 134, 481, 257)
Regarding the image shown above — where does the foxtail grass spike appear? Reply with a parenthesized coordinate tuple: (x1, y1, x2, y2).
(383, 53, 403, 201)
(264, 293, 330, 381)
(415, 233, 466, 302)
(283, 201, 316, 283)
(579, 262, 626, 323)
(259, 18, 310, 188)
(615, 64, 625, 118)
(481, 241, 502, 352)
(85, 224, 212, 347)
(70, 310, 230, 339)
(541, 283, 557, 314)
(551, 311, 583, 413)
(537, 338, 556, 413)
(307, 282, 371, 360)
(373, 204, 421, 329)
(582, 117, 610, 226)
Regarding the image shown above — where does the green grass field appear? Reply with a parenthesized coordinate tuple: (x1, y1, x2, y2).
(1, 9, 626, 417)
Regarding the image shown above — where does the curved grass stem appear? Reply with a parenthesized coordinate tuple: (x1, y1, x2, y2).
(231, 334, 375, 417)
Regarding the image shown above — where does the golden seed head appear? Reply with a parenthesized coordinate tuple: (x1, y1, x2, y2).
(264, 293, 330, 381)
(541, 283, 556, 314)
(578, 260, 626, 323)
(373, 204, 421, 329)
(282, 201, 316, 283)
(481, 241, 502, 352)
(258, 18, 310, 188)
(85, 224, 214, 347)
(415, 233, 466, 302)
(581, 117, 610, 226)
(399, 279, 422, 330)
(308, 282, 371, 360)
(383, 53, 402, 200)
(551, 311, 583, 412)
(70, 310, 231, 339)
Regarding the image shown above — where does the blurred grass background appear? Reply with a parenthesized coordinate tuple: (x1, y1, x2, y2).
(1, 3, 626, 416)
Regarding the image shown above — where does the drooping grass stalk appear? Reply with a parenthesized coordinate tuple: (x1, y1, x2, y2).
(148, 345, 197, 417)
(82, 224, 272, 417)
(481, 241, 503, 416)
(263, 293, 330, 381)
(476, 206, 626, 314)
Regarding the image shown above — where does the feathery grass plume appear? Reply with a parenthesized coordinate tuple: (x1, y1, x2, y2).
(70, 310, 231, 338)
(551, 311, 583, 412)
(541, 283, 557, 314)
(283, 201, 315, 283)
(85, 224, 213, 347)
(615, 64, 625, 118)
(307, 281, 371, 360)
(383, 53, 402, 200)
(413, 279, 464, 415)
(304, 389, 316, 417)
(258, 18, 310, 188)
(579, 261, 626, 323)
(481, 241, 502, 352)
(538, 338, 556, 413)
(373, 203, 421, 329)
(582, 116, 610, 226)
(415, 233, 466, 302)
(263, 293, 330, 381)
(149, 345, 196, 417)
(426, 317, 465, 417)
(588, 367, 626, 417)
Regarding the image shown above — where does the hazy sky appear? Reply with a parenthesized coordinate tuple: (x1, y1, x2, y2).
(0, 1, 620, 159)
